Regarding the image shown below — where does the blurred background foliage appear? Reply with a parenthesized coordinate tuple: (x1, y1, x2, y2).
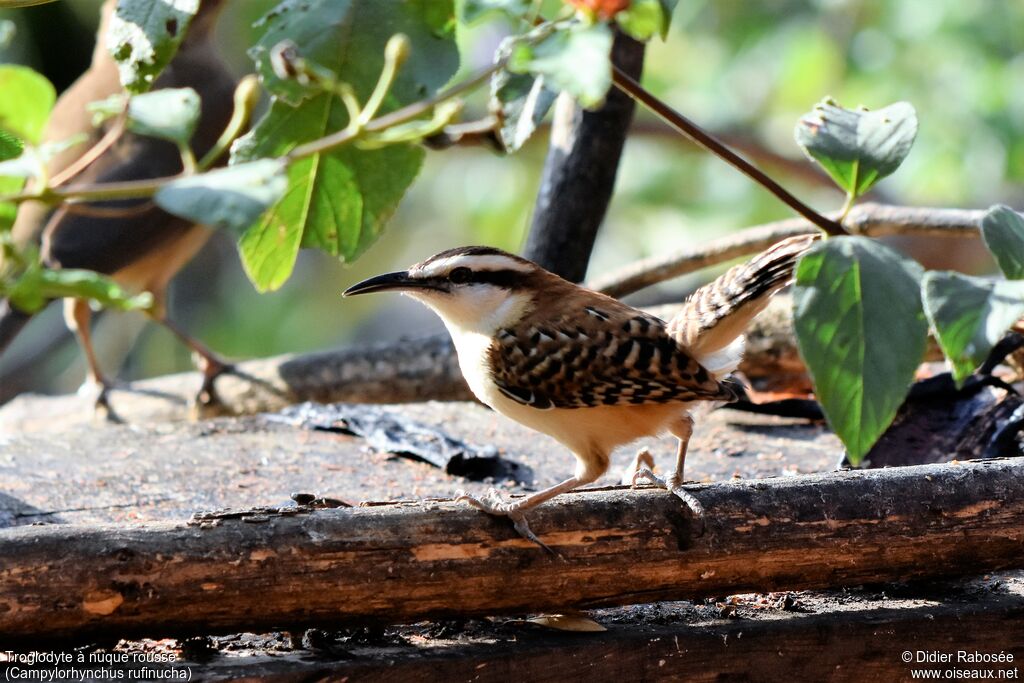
(1, 0, 1022, 400)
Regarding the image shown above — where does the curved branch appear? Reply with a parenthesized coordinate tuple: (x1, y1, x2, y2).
(589, 203, 988, 298)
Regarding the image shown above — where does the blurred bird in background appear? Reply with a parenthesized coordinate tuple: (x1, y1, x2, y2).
(0, 0, 242, 417)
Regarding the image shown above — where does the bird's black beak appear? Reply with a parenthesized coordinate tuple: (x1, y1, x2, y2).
(343, 270, 436, 297)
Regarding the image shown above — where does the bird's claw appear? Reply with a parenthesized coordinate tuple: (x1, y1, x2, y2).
(79, 378, 123, 423)
(629, 462, 706, 534)
(192, 358, 235, 418)
(454, 489, 554, 554)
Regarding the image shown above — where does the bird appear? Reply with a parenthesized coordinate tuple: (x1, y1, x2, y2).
(0, 0, 238, 416)
(343, 234, 817, 544)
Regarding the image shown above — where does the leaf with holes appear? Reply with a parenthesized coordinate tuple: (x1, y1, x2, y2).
(795, 99, 917, 199)
(154, 159, 288, 232)
(508, 21, 613, 109)
(90, 87, 200, 146)
(922, 272, 1024, 385)
(980, 205, 1024, 280)
(232, 0, 459, 290)
(106, 0, 199, 93)
(792, 236, 928, 465)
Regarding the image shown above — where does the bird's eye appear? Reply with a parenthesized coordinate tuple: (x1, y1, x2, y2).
(448, 267, 472, 284)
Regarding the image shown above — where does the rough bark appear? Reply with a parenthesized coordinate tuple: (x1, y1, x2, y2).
(1, 458, 1021, 643)
(523, 32, 645, 282)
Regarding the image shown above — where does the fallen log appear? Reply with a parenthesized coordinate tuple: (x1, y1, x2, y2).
(1, 458, 1021, 643)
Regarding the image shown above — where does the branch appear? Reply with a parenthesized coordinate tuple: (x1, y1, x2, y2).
(588, 203, 988, 298)
(610, 65, 847, 237)
(0, 60, 507, 207)
(522, 31, 645, 282)
(1, 458, 1020, 642)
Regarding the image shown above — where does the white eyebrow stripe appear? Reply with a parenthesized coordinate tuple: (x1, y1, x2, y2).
(414, 254, 533, 277)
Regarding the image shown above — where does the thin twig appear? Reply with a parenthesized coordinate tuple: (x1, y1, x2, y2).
(60, 201, 156, 219)
(589, 203, 988, 298)
(49, 116, 127, 188)
(610, 65, 847, 238)
(287, 58, 506, 161)
(0, 60, 508, 206)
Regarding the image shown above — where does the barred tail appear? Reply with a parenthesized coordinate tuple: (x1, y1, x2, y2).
(668, 233, 818, 371)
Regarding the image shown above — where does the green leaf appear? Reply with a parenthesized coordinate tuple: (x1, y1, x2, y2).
(656, 0, 679, 37)
(233, 0, 459, 290)
(90, 88, 201, 146)
(154, 159, 288, 232)
(459, 0, 531, 23)
(490, 36, 558, 152)
(0, 130, 23, 162)
(106, 0, 200, 94)
(922, 272, 1024, 385)
(980, 205, 1024, 280)
(249, 0, 459, 107)
(508, 22, 613, 109)
(795, 99, 917, 199)
(792, 236, 928, 465)
(233, 96, 424, 290)
(6, 263, 153, 314)
(0, 131, 22, 233)
(616, 0, 669, 42)
(0, 64, 56, 144)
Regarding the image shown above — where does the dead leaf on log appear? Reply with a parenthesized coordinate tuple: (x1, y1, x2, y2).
(266, 402, 532, 485)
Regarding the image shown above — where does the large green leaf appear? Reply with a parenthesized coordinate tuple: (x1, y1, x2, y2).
(980, 205, 1024, 280)
(233, 0, 459, 291)
(795, 99, 917, 200)
(234, 96, 424, 291)
(922, 272, 1024, 385)
(154, 159, 288, 232)
(0, 64, 56, 144)
(249, 0, 459, 107)
(90, 88, 201, 146)
(792, 236, 928, 465)
(106, 0, 200, 94)
(508, 21, 613, 109)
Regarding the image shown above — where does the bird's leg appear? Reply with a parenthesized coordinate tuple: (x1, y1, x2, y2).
(64, 298, 120, 421)
(456, 475, 588, 552)
(631, 415, 705, 525)
(152, 314, 233, 412)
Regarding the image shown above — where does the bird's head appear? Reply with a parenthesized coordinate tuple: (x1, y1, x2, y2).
(343, 246, 544, 334)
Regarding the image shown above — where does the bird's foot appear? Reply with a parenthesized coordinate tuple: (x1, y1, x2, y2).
(454, 489, 553, 553)
(78, 378, 124, 423)
(629, 455, 706, 532)
(192, 354, 235, 418)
